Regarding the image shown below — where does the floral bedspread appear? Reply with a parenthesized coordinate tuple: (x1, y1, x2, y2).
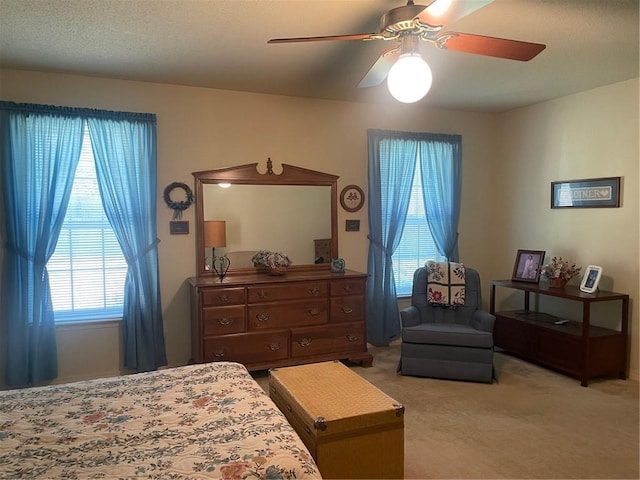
(0, 362, 321, 479)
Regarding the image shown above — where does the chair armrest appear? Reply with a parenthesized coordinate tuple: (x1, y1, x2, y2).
(400, 305, 421, 328)
(472, 309, 495, 333)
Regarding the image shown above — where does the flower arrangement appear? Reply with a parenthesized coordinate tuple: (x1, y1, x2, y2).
(252, 250, 292, 270)
(539, 256, 581, 282)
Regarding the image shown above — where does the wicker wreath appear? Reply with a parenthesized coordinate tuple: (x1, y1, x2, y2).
(163, 182, 194, 212)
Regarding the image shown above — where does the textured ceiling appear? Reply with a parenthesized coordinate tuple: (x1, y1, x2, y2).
(0, 0, 638, 113)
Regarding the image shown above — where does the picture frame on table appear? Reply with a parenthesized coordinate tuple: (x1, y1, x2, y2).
(580, 265, 603, 293)
(511, 249, 546, 283)
(551, 177, 621, 208)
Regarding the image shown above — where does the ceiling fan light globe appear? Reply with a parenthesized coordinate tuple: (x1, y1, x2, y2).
(387, 54, 432, 103)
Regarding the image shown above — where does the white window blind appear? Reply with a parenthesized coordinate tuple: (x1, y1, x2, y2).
(47, 125, 127, 321)
(390, 155, 445, 296)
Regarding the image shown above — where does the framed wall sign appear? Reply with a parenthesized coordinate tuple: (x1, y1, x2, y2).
(340, 185, 365, 212)
(170, 220, 189, 234)
(345, 219, 360, 232)
(551, 177, 621, 208)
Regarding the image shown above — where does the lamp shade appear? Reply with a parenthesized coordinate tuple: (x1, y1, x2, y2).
(204, 220, 226, 248)
(387, 53, 433, 104)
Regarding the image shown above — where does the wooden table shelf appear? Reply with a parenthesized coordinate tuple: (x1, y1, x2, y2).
(490, 280, 629, 387)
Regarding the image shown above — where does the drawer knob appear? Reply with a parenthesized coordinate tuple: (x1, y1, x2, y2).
(257, 291, 268, 299)
(342, 285, 352, 293)
(217, 317, 232, 325)
(268, 342, 280, 351)
(218, 293, 229, 302)
(213, 349, 226, 357)
(347, 333, 359, 342)
(256, 313, 270, 322)
(298, 338, 311, 347)
(308, 308, 320, 316)
(341, 306, 354, 314)
(309, 287, 320, 295)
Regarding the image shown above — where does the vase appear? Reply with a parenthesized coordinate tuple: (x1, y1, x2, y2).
(267, 265, 288, 276)
(548, 277, 567, 288)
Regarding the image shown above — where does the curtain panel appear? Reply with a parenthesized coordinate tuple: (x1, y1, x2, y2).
(366, 130, 418, 346)
(419, 134, 462, 261)
(88, 117, 167, 371)
(1, 103, 84, 386)
(365, 129, 462, 347)
(0, 102, 165, 386)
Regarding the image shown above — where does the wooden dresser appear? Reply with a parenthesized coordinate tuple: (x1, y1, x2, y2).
(189, 269, 373, 371)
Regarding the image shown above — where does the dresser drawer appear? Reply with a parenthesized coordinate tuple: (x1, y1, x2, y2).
(203, 305, 246, 336)
(203, 331, 290, 364)
(201, 287, 246, 307)
(291, 322, 366, 358)
(330, 296, 365, 323)
(248, 300, 327, 330)
(248, 281, 327, 303)
(330, 278, 365, 297)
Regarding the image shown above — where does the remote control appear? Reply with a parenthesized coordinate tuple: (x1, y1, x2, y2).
(554, 319, 569, 325)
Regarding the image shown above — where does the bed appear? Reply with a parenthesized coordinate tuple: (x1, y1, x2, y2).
(0, 362, 321, 479)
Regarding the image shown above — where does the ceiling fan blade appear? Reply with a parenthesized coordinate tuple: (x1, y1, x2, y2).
(437, 32, 546, 61)
(357, 47, 401, 88)
(416, 0, 494, 27)
(268, 33, 377, 44)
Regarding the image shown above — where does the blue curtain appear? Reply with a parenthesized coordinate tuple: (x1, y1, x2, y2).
(87, 114, 167, 372)
(366, 129, 462, 346)
(366, 130, 418, 346)
(0, 102, 84, 387)
(419, 134, 462, 261)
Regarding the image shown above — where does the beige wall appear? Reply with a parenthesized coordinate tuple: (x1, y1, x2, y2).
(0, 69, 637, 383)
(491, 78, 640, 380)
(0, 68, 496, 383)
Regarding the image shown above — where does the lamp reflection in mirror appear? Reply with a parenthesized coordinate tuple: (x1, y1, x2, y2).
(204, 220, 231, 280)
(387, 53, 433, 103)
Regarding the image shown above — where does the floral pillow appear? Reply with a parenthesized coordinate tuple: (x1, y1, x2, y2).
(426, 261, 466, 307)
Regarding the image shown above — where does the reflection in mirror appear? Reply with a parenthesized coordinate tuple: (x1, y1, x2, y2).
(192, 161, 339, 276)
(203, 184, 332, 266)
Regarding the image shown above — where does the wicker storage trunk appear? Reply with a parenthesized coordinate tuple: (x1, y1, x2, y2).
(269, 361, 404, 479)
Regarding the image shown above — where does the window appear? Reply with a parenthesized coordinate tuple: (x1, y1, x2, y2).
(390, 156, 445, 296)
(47, 125, 127, 321)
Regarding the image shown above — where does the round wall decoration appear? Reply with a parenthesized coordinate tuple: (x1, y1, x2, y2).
(340, 184, 365, 212)
(163, 182, 194, 219)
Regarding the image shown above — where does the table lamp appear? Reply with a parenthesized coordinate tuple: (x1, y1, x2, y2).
(204, 220, 230, 280)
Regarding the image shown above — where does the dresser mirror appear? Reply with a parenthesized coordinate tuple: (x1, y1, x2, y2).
(193, 160, 339, 276)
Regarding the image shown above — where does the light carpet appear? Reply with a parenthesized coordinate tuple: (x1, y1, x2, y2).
(254, 340, 639, 479)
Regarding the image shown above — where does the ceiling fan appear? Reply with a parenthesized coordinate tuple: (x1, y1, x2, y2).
(268, 0, 546, 102)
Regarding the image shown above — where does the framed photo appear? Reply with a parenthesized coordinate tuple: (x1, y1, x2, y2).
(511, 249, 546, 283)
(345, 219, 360, 232)
(169, 220, 189, 235)
(340, 185, 365, 212)
(580, 265, 603, 293)
(551, 177, 621, 208)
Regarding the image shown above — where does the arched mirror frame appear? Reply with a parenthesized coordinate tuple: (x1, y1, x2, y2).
(192, 160, 339, 276)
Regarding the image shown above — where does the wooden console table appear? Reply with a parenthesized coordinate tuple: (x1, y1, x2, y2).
(490, 280, 629, 387)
